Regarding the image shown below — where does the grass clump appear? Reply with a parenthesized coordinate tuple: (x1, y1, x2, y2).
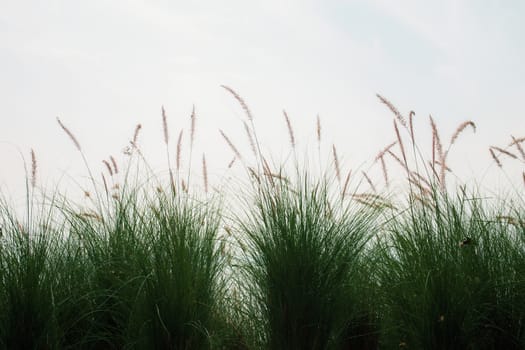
(0, 186, 231, 349)
(130, 191, 228, 349)
(65, 183, 232, 349)
(67, 189, 150, 349)
(377, 189, 525, 349)
(0, 195, 94, 349)
(235, 171, 380, 350)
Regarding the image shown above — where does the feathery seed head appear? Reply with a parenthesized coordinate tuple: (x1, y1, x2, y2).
(161, 105, 169, 145)
(30, 149, 37, 188)
(57, 117, 82, 151)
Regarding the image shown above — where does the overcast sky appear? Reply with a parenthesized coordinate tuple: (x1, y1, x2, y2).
(1, 0, 524, 203)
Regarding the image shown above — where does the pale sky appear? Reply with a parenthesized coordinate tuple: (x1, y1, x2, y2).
(1, 0, 524, 203)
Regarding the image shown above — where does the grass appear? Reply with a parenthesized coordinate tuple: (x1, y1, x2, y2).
(0, 89, 524, 349)
(376, 189, 525, 349)
(130, 191, 227, 349)
(0, 194, 94, 349)
(234, 171, 379, 349)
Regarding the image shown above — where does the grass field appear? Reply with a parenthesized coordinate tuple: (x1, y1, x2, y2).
(1, 90, 524, 349)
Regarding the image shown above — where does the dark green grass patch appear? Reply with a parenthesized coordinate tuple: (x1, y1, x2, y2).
(377, 190, 525, 349)
(236, 173, 380, 350)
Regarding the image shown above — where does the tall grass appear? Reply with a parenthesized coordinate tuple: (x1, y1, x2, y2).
(376, 189, 525, 349)
(67, 189, 149, 348)
(130, 191, 227, 349)
(0, 194, 94, 349)
(232, 170, 380, 349)
(0, 89, 524, 349)
(0, 186, 232, 349)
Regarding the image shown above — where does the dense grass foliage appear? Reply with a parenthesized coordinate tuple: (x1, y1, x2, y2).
(236, 174, 379, 349)
(1, 91, 524, 348)
(376, 191, 525, 349)
(2, 178, 522, 349)
(130, 192, 227, 349)
(0, 187, 230, 350)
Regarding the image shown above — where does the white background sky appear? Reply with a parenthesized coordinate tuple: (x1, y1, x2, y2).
(1, 0, 524, 203)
